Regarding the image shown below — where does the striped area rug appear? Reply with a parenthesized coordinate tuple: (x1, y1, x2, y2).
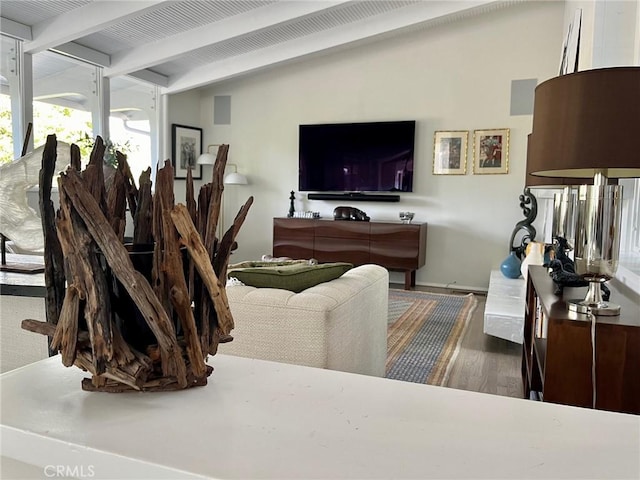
(386, 289, 477, 386)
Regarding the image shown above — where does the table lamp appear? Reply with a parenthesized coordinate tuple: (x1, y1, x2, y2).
(527, 67, 640, 316)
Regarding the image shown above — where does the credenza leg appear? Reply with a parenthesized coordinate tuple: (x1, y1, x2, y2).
(404, 270, 416, 290)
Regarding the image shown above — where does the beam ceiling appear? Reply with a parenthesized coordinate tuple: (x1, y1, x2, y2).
(0, 0, 517, 92)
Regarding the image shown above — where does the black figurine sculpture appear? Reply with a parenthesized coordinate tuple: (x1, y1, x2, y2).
(500, 188, 539, 279)
(548, 259, 610, 301)
(333, 206, 370, 221)
(288, 191, 295, 218)
(508, 188, 537, 259)
(552, 236, 575, 273)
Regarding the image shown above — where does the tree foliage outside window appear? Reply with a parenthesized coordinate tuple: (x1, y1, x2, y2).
(76, 132, 135, 169)
(0, 95, 133, 166)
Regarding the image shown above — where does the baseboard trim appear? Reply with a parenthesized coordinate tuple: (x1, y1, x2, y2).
(390, 280, 488, 295)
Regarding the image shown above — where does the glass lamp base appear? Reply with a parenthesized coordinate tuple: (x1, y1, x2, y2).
(567, 299, 621, 316)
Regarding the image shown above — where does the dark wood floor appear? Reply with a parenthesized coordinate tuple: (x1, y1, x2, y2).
(392, 283, 523, 399)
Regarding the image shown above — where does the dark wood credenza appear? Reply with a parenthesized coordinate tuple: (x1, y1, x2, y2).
(523, 265, 640, 414)
(273, 218, 427, 290)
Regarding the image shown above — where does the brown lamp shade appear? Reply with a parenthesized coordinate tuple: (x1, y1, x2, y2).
(527, 67, 640, 182)
(526, 134, 591, 187)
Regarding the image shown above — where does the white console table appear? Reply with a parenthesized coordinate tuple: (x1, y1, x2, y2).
(2, 355, 639, 479)
(483, 269, 526, 343)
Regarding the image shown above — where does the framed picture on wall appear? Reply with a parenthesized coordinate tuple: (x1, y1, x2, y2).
(172, 124, 203, 179)
(432, 131, 468, 175)
(473, 128, 510, 175)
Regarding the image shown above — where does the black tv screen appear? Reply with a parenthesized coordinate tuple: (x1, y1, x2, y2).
(298, 120, 415, 192)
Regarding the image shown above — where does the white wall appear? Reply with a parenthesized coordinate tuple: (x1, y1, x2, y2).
(166, 89, 212, 199)
(168, 1, 565, 290)
(568, 0, 640, 69)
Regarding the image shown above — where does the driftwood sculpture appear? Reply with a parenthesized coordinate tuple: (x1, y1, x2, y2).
(22, 134, 253, 392)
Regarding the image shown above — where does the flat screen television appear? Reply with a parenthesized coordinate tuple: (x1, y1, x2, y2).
(298, 120, 415, 193)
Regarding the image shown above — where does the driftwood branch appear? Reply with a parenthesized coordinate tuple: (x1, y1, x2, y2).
(208, 196, 253, 353)
(152, 160, 172, 315)
(171, 204, 234, 335)
(58, 168, 187, 387)
(186, 168, 197, 225)
(133, 168, 153, 245)
(214, 196, 254, 281)
(185, 168, 197, 301)
(70, 144, 82, 171)
(74, 351, 148, 391)
(23, 319, 88, 343)
(116, 151, 139, 218)
(81, 136, 107, 214)
(39, 135, 66, 328)
(80, 365, 213, 393)
(56, 183, 114, 373)
(105, 166, 127, 242)
(204, 145, 229, 258)
(155, 165, 207, 377)
(50, 284, 80, 366)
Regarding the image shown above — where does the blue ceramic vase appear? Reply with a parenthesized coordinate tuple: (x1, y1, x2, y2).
(500, 251, 522, 279)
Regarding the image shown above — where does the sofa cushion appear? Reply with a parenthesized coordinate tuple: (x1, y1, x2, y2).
(227, 262, 353, 293)
(228, 259, 312, 269)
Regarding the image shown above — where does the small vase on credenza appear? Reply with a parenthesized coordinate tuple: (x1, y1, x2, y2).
(500, 251, 522, 279)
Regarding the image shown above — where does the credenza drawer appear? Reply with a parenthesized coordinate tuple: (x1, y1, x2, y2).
(314, 237, 370, 265)
(273, 218, 315, 259)
(272, 218, 427, 288)
(315, 221, 370, 239)
(370, 243, 418, 270)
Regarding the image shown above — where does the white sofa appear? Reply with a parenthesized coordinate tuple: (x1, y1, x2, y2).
(221, 264, 389, 377)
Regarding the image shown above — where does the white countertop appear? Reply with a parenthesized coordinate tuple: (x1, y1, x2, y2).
(2, 355, 639, 479)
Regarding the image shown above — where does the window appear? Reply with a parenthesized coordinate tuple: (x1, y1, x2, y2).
(618, 178, 640, 289)
(1, 36, 161, 254)
(32, 50, 97, 151)
(110, 76, 154, 182)
(3, 46, 156, 178)
(1, 35, 20, 162)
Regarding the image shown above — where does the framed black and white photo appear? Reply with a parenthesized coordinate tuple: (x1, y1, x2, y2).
(172, 124, 203, 179)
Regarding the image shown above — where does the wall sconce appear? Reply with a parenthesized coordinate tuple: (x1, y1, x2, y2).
(527, 67, 640, 316)
(197, 145, 249, 184)
(196, 144, 248, 234)
(220, 164, 248, 236)
(224, 164, 248, 186)
(197, 144, 220, 165)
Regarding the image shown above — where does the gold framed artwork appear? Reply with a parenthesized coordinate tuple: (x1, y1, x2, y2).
(432, 130, 468, 175)
(473, 128, 509, 175)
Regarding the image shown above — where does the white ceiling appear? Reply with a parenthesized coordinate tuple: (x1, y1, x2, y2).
(1, 0, 521, 94)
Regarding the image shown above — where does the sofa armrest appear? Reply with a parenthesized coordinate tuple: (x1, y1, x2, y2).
(222, 264, 389, 376)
